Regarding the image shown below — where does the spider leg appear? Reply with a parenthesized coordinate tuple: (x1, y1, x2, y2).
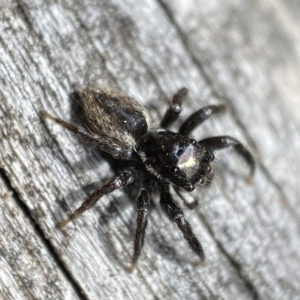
(173, 185, 198, 210)
(179, 104, 226, 135)
(57, 171, 135, 229)
(199, 136, 255, 177)
(160, 185, 205, 261)
(40, 111, 131, 159)
(161, 88, 188, 128)
(129, 187, 151, 272)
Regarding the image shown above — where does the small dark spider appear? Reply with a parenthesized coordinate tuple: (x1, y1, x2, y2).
(41, 87, 255, 271)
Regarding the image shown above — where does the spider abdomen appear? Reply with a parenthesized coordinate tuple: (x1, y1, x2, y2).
(80, 88, 151, 159)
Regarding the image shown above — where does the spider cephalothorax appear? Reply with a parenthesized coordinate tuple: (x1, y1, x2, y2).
(137, 130, 214, 191)
(41, 87, 255, 271)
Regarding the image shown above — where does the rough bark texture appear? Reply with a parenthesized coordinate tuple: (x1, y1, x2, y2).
(1, 1, 300, 299)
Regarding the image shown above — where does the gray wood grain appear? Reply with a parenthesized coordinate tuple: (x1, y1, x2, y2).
(0, 176, 80, 300)
(1, 0, 300, 299)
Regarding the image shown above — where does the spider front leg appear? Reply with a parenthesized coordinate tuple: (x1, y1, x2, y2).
(40, 111, 131, 159)
(199, 136, 255, 178)
(160, 185, 205, 261)
(57, 171, 135, 228)
(129, 187, 151, 272)
(173, 185, 198, 210)
(179, 104, 226, 135)
(161, 87, 188, 128)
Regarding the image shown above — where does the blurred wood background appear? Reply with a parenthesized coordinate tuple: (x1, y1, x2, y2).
(1, 0, 300, 299)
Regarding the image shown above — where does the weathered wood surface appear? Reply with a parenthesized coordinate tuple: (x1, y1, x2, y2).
(1, 1, 300, 299)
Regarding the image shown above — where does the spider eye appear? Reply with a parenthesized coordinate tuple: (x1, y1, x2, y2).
(176, 148, 184, 156)
(172, 166, 179, 173)
(184, 183, 194, 192)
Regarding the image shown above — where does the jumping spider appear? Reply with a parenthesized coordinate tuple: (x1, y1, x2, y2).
(41, 87, 255, 271)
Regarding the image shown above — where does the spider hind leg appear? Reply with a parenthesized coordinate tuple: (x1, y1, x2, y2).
(57, 171, 135, 229)
(40, 111, 132, 159)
